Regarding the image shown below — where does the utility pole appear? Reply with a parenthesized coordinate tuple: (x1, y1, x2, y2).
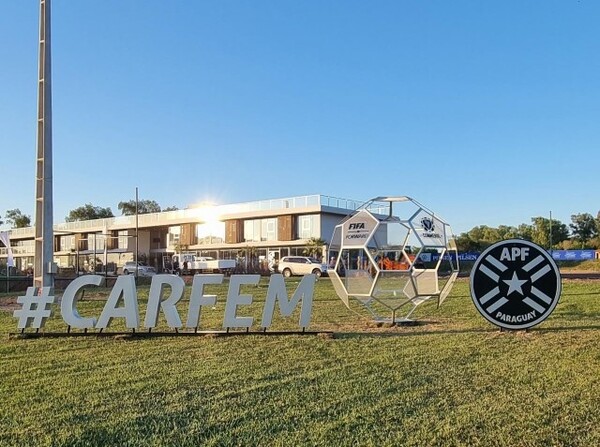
(549, 211, 553, 254)
(135, 187, 139, 279)
(34, 0, 54, 289)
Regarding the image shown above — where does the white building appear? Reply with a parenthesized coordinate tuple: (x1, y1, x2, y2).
(2, 195, 361, 275)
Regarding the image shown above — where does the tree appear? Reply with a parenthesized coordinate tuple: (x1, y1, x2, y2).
(303, 237, 327, 260)
(588, 236, 600, 250)
(516, 224, 533, 241)
(66, 204, 114, 222)
(530, 218, 549, 247)
(118, 199, 161, 215)
(461, 225, 504, 251)
(456, 221, 565, 252)
(5, 209, 31, 228)
(455, 232, 480, 252)
(558, 239, 578, 250)
(530, 217, 569, 249)
(497, 225, 519, 240)
(570, 213, 597, 247)
(163, 206, 179, 212)
(551, 220, 570, 248)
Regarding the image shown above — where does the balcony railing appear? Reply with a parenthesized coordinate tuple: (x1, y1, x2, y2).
(4, 194, 365, 242)
(0, 246, 34, 255)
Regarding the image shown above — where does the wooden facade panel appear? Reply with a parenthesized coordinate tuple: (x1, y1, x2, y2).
(278, 215, 295, 241)
(107, 230, 118, 250)
(180, 223, 197, 246)
(225, 220, 243, 244)
(75, 233, 87, 251)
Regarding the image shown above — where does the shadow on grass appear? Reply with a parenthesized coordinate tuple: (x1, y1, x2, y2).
(336, 322, 600, 338)
(561, 292, 600, 296)
(450, 292, 600, 298)
(335, 327, 495, 338)
(532, 324, 600, 333)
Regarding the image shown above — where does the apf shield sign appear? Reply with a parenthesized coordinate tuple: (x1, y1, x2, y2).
(470, 239, 561, 330)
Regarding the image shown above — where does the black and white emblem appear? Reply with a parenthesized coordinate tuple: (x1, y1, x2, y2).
(421, 217, 435, 232)
(470, 239, 561, 330)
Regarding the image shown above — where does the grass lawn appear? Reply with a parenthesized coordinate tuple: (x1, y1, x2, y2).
(1, 278, 600, 446)
(559, 260, 600, 271)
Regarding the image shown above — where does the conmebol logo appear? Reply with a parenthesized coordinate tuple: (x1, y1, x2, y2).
(421, 217, 435, 232)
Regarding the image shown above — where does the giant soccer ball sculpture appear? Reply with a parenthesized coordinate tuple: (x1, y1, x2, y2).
(328, 196, 459, 323)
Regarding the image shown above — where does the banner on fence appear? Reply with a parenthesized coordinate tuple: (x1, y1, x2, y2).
(551, 250, 596, 261)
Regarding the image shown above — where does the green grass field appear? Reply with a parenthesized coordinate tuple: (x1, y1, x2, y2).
(559, 259, 600, 271)
(2, 278, 600, 446)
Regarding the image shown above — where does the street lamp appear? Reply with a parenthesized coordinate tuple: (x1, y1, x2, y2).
(34, 0, 54, 288)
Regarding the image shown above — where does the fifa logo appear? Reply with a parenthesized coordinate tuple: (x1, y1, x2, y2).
(349, 223, 366, 230)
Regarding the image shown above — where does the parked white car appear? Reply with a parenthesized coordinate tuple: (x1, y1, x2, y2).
(121, 261, 156, 277)
(277, 256, 328, 278)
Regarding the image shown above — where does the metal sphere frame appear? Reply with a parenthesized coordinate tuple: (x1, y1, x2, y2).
(327, 196, 459, 323)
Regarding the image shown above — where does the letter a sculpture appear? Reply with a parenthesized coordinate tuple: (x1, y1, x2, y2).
(328, 196, 459, 323)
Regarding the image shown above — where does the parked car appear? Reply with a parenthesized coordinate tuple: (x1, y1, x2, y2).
(121, 261, 156, 277)
(277, 256, 328, 278)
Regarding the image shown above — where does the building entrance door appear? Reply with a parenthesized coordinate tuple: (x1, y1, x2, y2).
(268, 250, 280, 273)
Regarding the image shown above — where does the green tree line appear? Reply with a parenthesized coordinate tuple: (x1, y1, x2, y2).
(456, 212, 600, 252)
(65, 200, 178, 222)
(0, 209, 31, 228)
(0, 200, 180, 227)
(5, 202, 599, 256)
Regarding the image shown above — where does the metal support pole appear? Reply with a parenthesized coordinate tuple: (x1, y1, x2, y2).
(104, 231, 108, 279)
(549, 211, 553, 254)
(135, 187, 139, 279)
(34, 0, 54, 289)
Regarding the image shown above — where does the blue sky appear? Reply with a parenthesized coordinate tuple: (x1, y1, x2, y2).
(1, 1, 599, 234)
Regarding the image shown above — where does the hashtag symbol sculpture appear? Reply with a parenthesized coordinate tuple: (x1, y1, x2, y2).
(13, 287, 55, 329)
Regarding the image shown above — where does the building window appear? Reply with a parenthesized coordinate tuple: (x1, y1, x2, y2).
(243, 220, 258, 242)
(298, 215, 319, 239)
(196, 222, 225, 245)
(59, 235, 75, 252)
(244, 218, 278, 242)
(87, 233, 105, 250)
(261, 218, 277, 241)
(167, 227, 180, 249)
(4, 239, 34, 255)
(118, 231, 129, 249)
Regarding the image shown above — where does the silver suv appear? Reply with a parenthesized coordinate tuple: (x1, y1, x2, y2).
(121, 261, 156, 277)
(277, 256, 328, 278)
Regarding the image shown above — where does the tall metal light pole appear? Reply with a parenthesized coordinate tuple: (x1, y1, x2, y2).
(135, 187, 139, 279)
(549, 211, 553, 254)
(34, 0, 54, 288)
